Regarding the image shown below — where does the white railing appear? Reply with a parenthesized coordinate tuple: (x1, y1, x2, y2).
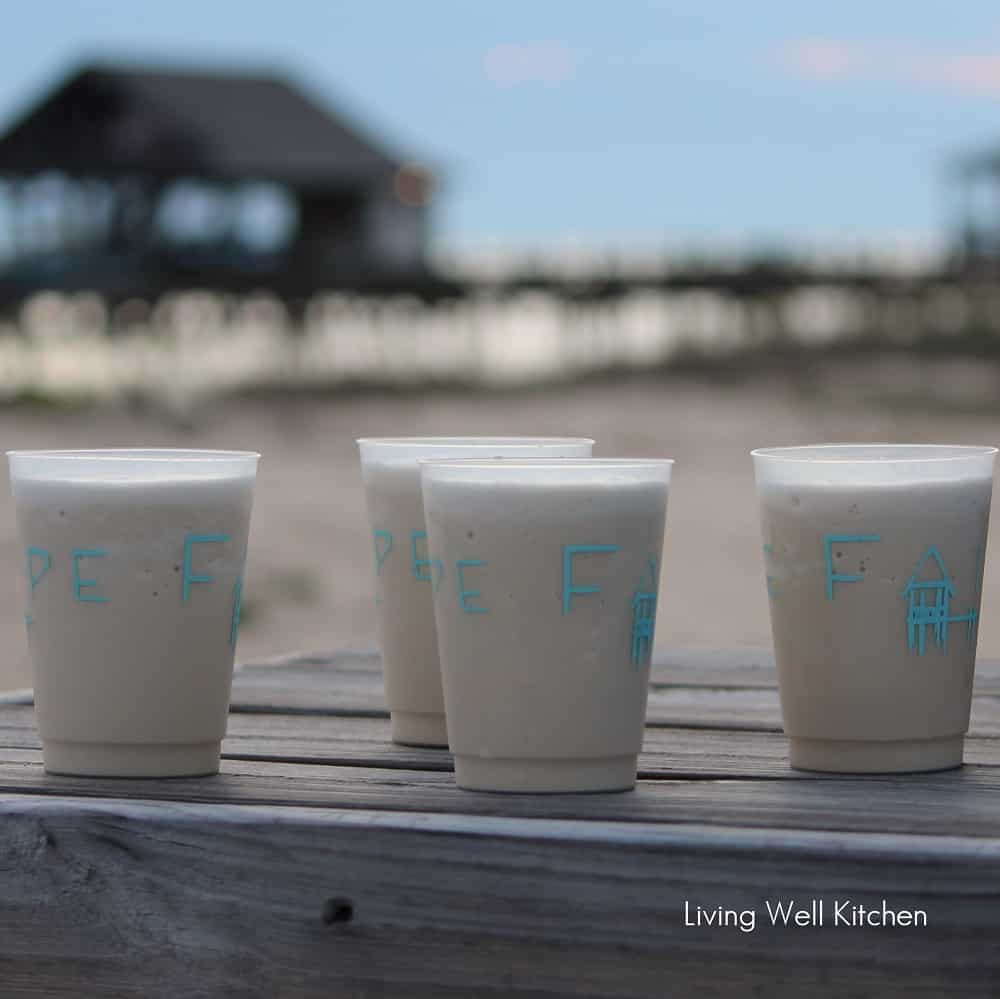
(0, 283, 990, 407)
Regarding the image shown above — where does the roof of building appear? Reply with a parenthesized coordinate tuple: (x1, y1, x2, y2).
(0, 62, 405, 190)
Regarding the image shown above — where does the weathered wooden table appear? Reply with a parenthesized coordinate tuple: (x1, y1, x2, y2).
(2, 648, 1000, 997)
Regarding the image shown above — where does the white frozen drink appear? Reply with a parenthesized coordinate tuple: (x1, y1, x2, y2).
(422, 458, 671, 791)
(358, 438, 593, 747)
(10, 449, 258, 777)
(754, 444, 996, 773)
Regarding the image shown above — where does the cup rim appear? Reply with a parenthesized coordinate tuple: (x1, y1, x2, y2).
(7, 448, 261, 462)
(751, 443, 998, 464)
(357, 436, 595, 448)
(419, 457, 674, 469)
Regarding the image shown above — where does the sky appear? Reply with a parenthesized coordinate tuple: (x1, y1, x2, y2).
(2, 0, 1000, 251)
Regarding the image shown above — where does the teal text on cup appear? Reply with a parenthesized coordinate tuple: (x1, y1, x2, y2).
(24, 532, 245, 645)
(428, 542, 660, 667)
(765, 532, 983, 657)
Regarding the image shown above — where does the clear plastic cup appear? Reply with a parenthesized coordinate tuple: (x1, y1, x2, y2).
(752, 444, 997, 773)
(420, 457, 672, 791)
(357, 437, 593, 747)
(8, 449, 260, 777)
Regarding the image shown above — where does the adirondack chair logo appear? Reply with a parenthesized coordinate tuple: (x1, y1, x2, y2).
(630, 557, 658, 667)
(901, 546, 977, 655)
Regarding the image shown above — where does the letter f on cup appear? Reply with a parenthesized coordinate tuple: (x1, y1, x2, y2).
(823, 534, 880, 600)
(562, 544, 619, 614)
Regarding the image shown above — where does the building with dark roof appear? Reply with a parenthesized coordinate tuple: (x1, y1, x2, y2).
(0, 62, 446, 306)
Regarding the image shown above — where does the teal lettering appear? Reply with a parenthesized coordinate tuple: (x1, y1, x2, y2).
(72, 549, 108, 604)
(182, 534, 230, 602)
(456, 559, 488, 614)
(562, 544, 619, 615)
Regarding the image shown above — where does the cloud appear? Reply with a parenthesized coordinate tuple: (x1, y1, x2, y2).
(780, 39, 873, 82)
(906, 51, 1000, 97)
(484, 44, 573, 85)
(777, 38, 1000, 98)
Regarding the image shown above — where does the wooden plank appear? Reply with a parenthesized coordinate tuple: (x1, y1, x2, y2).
(5, 751, 1000, 837)
(228, 652, 1000, 722)
(10, 648, 1000, 717)
(2, 795, 1000, 998)
(654, 648, 1000, 691)
(240, 645, 1000, 687)
(4, 706, 1000, 777)
(231, 677, 1000, 735)
(211, 722, 1000, 775)
(6, 647, 1000, 997)
(231, 684, 1000, 735)
(653, 691, 1000, 734)
(242, 645, 1000, 683)
(10, 649, 1000, 715)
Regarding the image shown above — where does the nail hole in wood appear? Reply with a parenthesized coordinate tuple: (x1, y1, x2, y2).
(321, 897, 354, 925)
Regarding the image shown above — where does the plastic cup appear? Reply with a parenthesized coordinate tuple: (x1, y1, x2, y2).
(421, 457, 672, 791)
(8, 449, 259, 777)
(357, 437, 594, 747)
(753, 444, 997, 773)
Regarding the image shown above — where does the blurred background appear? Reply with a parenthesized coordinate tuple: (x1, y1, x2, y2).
(3, 0, 1000, 686)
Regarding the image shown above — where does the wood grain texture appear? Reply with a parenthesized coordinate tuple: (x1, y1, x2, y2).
(4, 751, 1000, 836)
(4, 706, 1000, 777)
(3, 796, 1000, 999)
(224, 648, 1000, 716)
(4, 646, 1000, 998)
(228, 651, 1000, 736)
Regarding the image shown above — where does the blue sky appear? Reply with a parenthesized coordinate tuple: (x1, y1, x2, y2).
(3, 0, 1000, 249)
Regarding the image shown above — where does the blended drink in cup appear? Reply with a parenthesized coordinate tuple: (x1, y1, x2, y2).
(421, 458, 671, 791)
(753, 444, 996, 773)
(357, 438, 593, 747)
(9, 449, 258, 777)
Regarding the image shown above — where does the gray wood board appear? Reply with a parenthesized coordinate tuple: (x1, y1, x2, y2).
(4, 750, 1000, 837)
(232, 647, 1000, 697)
(8, 648, 1000, 719)
(228, 682, 1000, 736)
(3, 706, 1000, 777)
(5, 646, 1000, 998)
(2, 796, 1000, 999)
(227, 652, 1000, 734)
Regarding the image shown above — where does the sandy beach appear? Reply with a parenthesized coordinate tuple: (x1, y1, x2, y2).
(2, 369, 1000, 689)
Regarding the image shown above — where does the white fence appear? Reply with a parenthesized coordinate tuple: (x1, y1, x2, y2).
(0, 284, 991, 406)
